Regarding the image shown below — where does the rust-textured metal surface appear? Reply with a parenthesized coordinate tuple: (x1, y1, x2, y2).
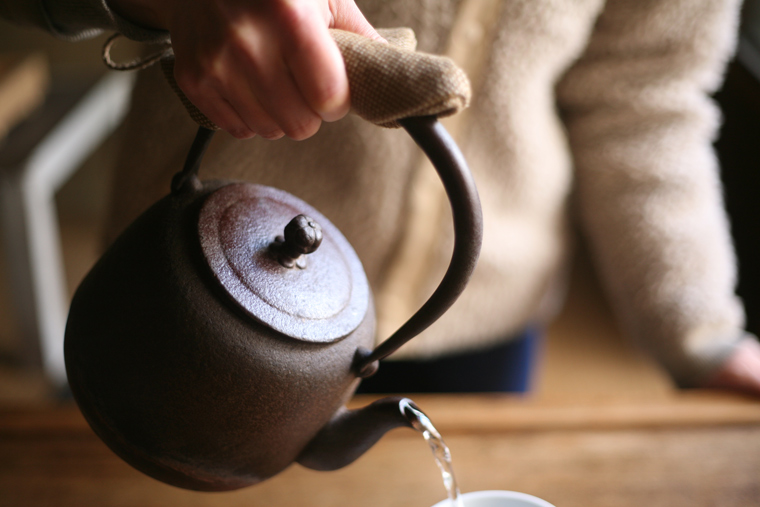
(198, 183, 369, 343)
(64, 180, 378, 491)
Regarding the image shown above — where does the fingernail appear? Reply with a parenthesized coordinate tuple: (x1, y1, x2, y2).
(318, 94, 349, 122)
(261, 130, 285, 140)
(231, 128, 255, 139)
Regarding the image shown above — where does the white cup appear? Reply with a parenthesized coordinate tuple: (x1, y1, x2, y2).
(431, 490, 556, 507)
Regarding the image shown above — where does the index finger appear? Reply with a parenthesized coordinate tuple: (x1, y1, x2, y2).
(275, 1, 350, 122)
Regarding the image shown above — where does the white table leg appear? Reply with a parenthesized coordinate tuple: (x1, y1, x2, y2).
(0, 71, 135, 385)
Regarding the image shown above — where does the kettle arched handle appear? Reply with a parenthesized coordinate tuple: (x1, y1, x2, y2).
(353, 115, 482, 377)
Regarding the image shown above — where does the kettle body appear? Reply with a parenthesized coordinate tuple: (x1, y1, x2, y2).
(65, 179, 375, 491)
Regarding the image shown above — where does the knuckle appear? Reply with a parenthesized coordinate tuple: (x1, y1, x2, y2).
(276, 0, 312, 29)
(227, 23, 255, 53)
(175, 60, 224, 96)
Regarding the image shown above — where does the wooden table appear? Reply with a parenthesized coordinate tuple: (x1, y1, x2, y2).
(1, 393, 759, 507)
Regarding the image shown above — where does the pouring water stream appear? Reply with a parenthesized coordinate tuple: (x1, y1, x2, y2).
(401, 399, 465, 507)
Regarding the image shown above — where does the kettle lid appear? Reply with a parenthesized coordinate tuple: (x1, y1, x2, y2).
(198, 183, 369, 343)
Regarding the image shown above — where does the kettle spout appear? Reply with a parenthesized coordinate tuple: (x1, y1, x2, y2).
(297, 396, 415, 471)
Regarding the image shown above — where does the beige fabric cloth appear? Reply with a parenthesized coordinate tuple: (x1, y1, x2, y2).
(4, 0, 753, 387)
(331, 28, 470, 127)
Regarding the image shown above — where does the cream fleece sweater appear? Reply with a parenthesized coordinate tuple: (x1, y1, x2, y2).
(3, 0, 752, 387)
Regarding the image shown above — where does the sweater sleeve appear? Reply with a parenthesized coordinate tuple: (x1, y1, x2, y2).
(556, 0, 752, 387)
(0, 0, 168, 42)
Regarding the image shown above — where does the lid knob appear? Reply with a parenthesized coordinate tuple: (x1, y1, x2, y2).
(273, 215, 323, 269)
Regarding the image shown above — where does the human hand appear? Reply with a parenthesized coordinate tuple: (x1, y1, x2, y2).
(703, 338, 760, 396)
(109, 0, 383, 140)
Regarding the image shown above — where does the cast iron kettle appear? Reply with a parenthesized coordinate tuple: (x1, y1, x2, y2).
(64, 77, 482, 492)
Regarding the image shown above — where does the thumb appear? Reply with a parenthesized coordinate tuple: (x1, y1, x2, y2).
(329, 1, 385, 41)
